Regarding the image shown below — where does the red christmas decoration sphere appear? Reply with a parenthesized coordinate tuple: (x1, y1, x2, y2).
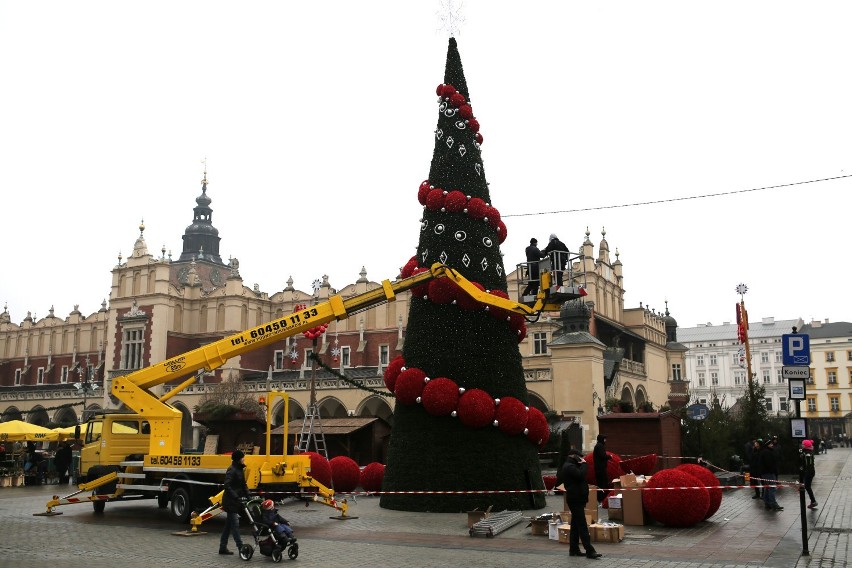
(495, 396, 528, 436)
(426, 188, 445, 211)
(496, 221, 507, 243)
(299, 451, 331, 488)
(394, 367, 427, 405)
(421, 377, 460, 416)
(467, 118, 480, 133)
(359, 462, 385, 493)
(584, 451, 624, 485)
(457, 388, 495, 428)
(487, 289, 511, 322)
(516, 321, 527, 343)
(449, 92, 466, 107)
(485, 206, 501, 229)
(619, 453, 658, 476)
(466, 197, 487, 220)
(383, 355, 406, 392)
(475, 132, 483, 145)
(427, 277, 457, 305)
(525, 407, 549, 446)
(418, 180, 431, 205)
(401, 256, 418, 279)
(676, 464, 722, 519)
(458, 104, 473, 119)
(329, 455, 361, 493)
(643, 468, 709, 527)
(444, 190, 467, 213)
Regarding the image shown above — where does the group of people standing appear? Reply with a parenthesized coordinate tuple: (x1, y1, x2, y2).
(745, 436, 818, 512)
(521, 234, 570, 298)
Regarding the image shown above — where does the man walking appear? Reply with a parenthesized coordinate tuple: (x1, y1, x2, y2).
(219, 450, 248, 555)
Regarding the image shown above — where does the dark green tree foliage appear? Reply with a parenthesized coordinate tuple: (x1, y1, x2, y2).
(380, 38, 546, 512)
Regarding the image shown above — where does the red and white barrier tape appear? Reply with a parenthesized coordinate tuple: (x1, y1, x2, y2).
(338, 483, 802, 496)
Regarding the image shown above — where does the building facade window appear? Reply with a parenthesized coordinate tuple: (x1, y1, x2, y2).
(807, 373, 814, 385)
(671, 363, 682, 381)
(827, 370, 837, 385)
(14, 369, 21, 385)
(60, 365, 69, 384)
(709, 355, 717, 366)
(697, 355, 704, 366)
(533, 332, 548, 355)
(775, 351, 783, 363)
(825, 351, 835, 362)
(274, 350, 285, 371)
(807, 397, 816, 412)
(780, 397, 787, 412)
(122, 327, 144, 370)
(776, 369, 783, 383)
(341, 346, 351, 367)
(379, 345, 389, 366)
(762, 370, 771, 384)
(698, 372, 705, 387)
(760, 352, 769, 364)
(711, 372, 719, 386)
(37, 367, 45, 384)
(830, 396, 840, 412)
(303, 348, 314, 368)
(764, 397, 773, 411)
(847, 350, 852, 361)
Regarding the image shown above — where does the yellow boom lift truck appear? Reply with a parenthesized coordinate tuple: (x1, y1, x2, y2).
(39, 258, 582, 530)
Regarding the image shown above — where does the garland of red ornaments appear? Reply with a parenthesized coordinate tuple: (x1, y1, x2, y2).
(294, 303, 329, 340)
(400, 256, 527, 343)
(417, 180, 507, 245)
(436, 82, 483, 145)
(383, 355, 550, 448)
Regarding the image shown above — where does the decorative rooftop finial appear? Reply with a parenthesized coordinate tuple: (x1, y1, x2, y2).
(601, 226, 606, 238)
(665, 299, 670, 316)
(615, 248, 620, 260)
(736, 283, 748, 299)
(161, 244, 166, 258)
(139, 219, 145, 236)
(201, 157, 208, 185)
(117, 251, 123, 265)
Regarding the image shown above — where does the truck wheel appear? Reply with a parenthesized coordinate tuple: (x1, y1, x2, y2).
(169, 487, 192, 523)
(92, 499, 106, 513)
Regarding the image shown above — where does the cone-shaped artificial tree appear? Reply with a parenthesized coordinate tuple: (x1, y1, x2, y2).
(380, 38, 547, 512)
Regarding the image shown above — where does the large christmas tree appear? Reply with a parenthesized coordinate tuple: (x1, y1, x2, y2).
(380, 38, 548, 512)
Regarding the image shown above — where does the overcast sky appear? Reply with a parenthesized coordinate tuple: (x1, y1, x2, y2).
(2, 1, 850, 331)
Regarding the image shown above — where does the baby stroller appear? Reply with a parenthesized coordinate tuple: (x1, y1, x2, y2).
(239, 497, 299, 562)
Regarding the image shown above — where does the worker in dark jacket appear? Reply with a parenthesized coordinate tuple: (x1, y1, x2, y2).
(561, 448, 601, 559)
(219, 450, 249, 555)
(592, 434, 611, 503)
(521, 238, 544, 299)
(760, 439, 782, 511)
(541, 233, 570, 286)
(749, 438, 763, 499)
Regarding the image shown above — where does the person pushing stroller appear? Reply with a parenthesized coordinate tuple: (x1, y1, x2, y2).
(260, 500, 295, 543)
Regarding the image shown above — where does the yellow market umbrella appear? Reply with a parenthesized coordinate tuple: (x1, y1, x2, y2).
(0, 420, 59, 442)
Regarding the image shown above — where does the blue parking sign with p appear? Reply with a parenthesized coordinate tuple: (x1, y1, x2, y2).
(782, 334, 810, 366)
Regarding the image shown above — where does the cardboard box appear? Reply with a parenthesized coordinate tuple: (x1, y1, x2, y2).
(557, 524, 571, 544)
(608, 493, 623, 510)
(619, 473, 638, 487)
(607, 507, 623, 521)
(530, 519, 550, 536)
(590, 523, 625, 543)
(622, 487, 648, 526)
(559, 509, 598, 525)
(564, 484, 599, 512)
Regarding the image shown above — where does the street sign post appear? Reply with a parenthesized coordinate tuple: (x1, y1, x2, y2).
(782, 333, 810, 366)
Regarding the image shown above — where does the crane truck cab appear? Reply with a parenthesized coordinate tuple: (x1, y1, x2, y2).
(78, 413, 151, 484)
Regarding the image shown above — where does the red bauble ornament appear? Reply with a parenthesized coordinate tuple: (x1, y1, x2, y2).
(642, 468, 710, 527)
(438, 84, 456, 98)
(475, 132, 483, 145)
(458, 104, 473, 119)
(383, 355, 406, 392)
(401, 256, 418, 279)
(495, 396, 528, 436)
(436, 84, 445, 96)
(410, 266, 431, 297)
(449, 92, 466, 107)
(496, 220, 507, 243)
(457, 389, 495, 428)
(421, 377, 460, 416)
(542, 474, 557, 491)
(487, 289, 511, 322)
(485, 206, 501, 229)
(299, 451, 331, 488)
(525, 407, 549, 446)
(467, 118, 480, 133)
(456, 281, 485, 311)
(676, 464, 722, 519)
(619, 453, 658, 476)
(329, 456, 361, 493)
(418, 180, 431, 205)
(426, 188, 445, 211)
(394, 367, 427, 405)
(359, 462, 385, 493)
(584, 451, 624, 485)
(466, 197, 487, 220)
(427, 277, 457, 304)
(444, 190, 467, 213)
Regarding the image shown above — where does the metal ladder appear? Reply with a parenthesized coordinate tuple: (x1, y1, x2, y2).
(295, 404, 328, 458)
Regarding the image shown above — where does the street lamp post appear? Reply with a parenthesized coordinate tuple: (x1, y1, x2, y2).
(73, 355, 100, 425)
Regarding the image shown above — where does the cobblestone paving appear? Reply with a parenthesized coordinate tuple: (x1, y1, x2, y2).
(1, 448, 849, 568)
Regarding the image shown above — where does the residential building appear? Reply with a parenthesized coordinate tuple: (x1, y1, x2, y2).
(798, 319, 852, 440)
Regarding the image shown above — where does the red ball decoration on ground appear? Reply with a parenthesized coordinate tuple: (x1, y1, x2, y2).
(494, 396, 528, 436)
(619, 453, 658, 476)
(359, 462, 385, 493)
(425, 188, 445, 211)
(444, 190, 467, 212)
(457, 388, 495, 428)
(466, 197, 487, 220)
(394, 367, 427, 405)
(329, 456, 361, 493)
(427, 277, 458, 305)
(525, 407, 550, 446)
(421, 377, 460, 416)
(642, 468, 710, 527)
(584, 451, 624, 485)
(456, 281, 485, 311)
(300, 451, 331, 488)
(383, 355, 406, 392)
(676, 464, 722, 519)
(542, 474, 557, 491)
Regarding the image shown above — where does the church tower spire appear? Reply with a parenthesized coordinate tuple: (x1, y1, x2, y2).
(178, 167, 223, 264)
